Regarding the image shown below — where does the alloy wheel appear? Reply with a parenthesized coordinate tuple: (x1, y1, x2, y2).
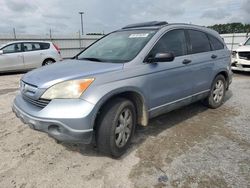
(213, 80, 224, 103)
(115, 108, 133, 148)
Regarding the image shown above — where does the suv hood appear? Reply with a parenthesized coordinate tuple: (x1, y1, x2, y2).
(235, 45, 250, 52)
(22, 59, 123, 88)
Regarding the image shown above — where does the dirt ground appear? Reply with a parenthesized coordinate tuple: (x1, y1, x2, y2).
(0, 72, 249, 188)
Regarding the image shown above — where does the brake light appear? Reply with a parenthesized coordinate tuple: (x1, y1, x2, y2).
(53, 43, 60, 54)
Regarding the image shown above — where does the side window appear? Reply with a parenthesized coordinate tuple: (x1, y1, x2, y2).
(2, 43, 22, 54)
(188, 30, 211, 54)
(208, 35, 224, 50)
(23, 43, 43, 51)
(31, 43, 41, 51)
(150, 29, 187, 57)
(23, 43, 33, 52)
(39, 43, 50, 50)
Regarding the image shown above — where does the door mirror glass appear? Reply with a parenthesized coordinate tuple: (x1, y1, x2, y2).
(148, 52, 175, 63)
(0, 50, 3, 55)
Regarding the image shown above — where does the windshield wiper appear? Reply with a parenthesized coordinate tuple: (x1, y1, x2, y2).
(78, 57, 104, 62)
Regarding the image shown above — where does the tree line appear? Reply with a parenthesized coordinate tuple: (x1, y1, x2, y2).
(86, 23, 250, 35)
(207, 23, 250, 34)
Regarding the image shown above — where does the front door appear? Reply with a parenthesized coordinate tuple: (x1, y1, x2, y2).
(0, 43, 24, 72)
(145, 29, 194, 116)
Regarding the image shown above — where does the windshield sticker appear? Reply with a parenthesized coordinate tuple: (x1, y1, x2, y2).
(129, 33, 149, 38)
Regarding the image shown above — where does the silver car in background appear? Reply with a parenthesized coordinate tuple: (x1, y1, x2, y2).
(0, 41, 62, 72)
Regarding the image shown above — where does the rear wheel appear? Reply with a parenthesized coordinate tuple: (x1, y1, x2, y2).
(43, 59, 55, 66)
(96, 98, 136, 158)
(203, 75, 226, 109)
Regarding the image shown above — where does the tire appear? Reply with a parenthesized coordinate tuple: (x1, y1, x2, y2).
(203, 75, 226, 109)
(43, 59, 55, 66)
(96, 98, 136, 158)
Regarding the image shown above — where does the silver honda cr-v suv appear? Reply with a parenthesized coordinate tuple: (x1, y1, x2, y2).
(13, 21, 232, 157)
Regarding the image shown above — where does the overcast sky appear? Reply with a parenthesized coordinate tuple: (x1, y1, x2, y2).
(0, 0, 249, 35)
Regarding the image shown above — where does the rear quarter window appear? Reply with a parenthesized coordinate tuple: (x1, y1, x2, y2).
(208, 35, 224, 50)
(39, 43, 50, 50)
(188, 30, 211, 54)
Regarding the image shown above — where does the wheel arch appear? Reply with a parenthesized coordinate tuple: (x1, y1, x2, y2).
(93, 89, 149, 131)
(42, 57, 56, 66)
(214, 70, 229, 89)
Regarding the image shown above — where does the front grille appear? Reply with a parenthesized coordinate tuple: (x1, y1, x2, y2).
(20, 81, 50, 108)
(242, 64, 250, 68)
(238, 52, 250, 60)
(22, 94, 50, 108)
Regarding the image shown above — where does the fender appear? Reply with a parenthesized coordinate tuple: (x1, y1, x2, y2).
(89, 86, 149, 128)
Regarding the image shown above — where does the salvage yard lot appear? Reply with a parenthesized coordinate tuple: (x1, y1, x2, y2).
(0, 73, 249, 188)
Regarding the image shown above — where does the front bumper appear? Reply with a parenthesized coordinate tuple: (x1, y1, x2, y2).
(231, 58, 250, 72)
(12, 93, 95, 143)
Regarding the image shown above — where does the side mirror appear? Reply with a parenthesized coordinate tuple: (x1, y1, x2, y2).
(148, 52, 175, 63)
(239, 43, 243, 46)
(0, 50, 3, 55)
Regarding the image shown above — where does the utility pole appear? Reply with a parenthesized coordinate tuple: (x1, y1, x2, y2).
(79, 12, 84, 35)
(78, 30, 82, 49)
(49, 28, 52, 40)
(13, 28, 16, 39)
(231, 31, 235, 51)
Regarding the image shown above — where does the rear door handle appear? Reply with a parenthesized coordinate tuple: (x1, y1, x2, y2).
(182, 59, 192, 64)
(211, 54, 217, 59)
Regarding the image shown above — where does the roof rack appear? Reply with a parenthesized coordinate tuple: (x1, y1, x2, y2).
(122, 21, 168, 29)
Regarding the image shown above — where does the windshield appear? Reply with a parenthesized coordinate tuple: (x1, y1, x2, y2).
(77, 29, 157, 63)
(245, 38, 250, 45)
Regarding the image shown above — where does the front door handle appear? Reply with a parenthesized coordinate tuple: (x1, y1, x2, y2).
(211, 54, 217, 59)
(182, 59, 192, 64)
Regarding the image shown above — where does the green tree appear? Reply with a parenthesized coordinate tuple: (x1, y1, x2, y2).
(207, 23, 250, 34)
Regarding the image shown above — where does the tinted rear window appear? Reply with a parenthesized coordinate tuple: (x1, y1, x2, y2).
(208, 35, 224, 50)
(188, 30, 211, 54)
(39, 43, 50, 50)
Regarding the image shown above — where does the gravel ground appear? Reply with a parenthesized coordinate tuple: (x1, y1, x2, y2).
(0, 72, 249, 188)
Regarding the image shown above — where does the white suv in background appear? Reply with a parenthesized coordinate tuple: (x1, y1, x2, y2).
(231, 37, 250, 72)
(0, 41, 62, 72)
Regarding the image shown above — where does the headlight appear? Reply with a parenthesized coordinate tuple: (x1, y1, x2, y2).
(41, 78, 94, 99)
(232, 51, 237, 58)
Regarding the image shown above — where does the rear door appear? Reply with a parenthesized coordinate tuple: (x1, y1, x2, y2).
(207, 34, 229, 68)
(186, 29, 214, 94)
(0, 43, 24, 71)
(146, 29, 195, 116)
(22, 42, 44, 69)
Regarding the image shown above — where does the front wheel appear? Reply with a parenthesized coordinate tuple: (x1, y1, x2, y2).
(203, 75, 226, 109)
(96, 98, 136, 158)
